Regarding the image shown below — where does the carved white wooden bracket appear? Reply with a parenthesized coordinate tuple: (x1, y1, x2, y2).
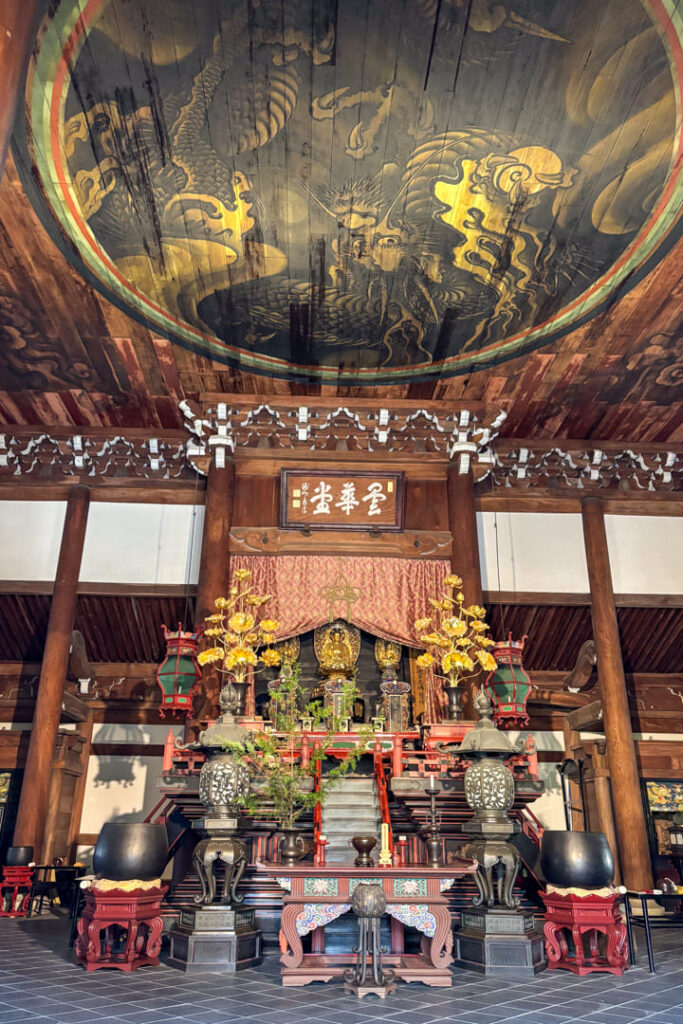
(178, 399, 507, 474)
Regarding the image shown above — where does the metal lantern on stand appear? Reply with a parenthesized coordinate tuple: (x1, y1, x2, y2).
(156, 624, 202, 717)
(484, 634, 532, 729)
(167, 683, 262, 971)
(451, 688, 545, 975)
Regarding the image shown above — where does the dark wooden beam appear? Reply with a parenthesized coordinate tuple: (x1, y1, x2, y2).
(13, 486, 90, 858)
(567, 700, 604, 732)
(190, 460, 234, 727)
(0, 481, 205, 504)
(483, 592, 683, 608)
(91, 743, 165, 758)
(477, 492, 683, 516)
(447, 466, 482, 720)
(0, 581, 198, 597)
(61, 691, 91, 723)
(582, 496, 653, 891)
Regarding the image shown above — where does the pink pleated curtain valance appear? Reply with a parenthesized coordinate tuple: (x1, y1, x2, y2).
(229, 554, 451, 646)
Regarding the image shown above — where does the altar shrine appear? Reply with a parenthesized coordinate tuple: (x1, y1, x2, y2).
(155, 570, 547, 970)
(259, 862, 477, 986)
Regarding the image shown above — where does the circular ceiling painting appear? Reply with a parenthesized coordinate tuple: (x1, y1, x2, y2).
(15, 0, 683, 383)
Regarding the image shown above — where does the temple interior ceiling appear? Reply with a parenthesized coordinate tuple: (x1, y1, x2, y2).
(1, 0, 682, 438)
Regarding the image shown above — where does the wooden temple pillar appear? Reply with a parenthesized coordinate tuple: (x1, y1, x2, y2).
(13, 485, 90, 860)
(0, 1, 41, 178)
(581, 497, 653, 891)
(447, 465, 482, 719)
(188, 458, 235, 732)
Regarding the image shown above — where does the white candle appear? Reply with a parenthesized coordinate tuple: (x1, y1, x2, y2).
(318, 835, 326, 842)
(429, 775, 436, 791)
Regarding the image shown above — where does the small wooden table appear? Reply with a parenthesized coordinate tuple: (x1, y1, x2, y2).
(75, 885, 168, 972)
(0, 866, 34, 918)
(540, 891, 628, 976)
(258, 859, 477, 987)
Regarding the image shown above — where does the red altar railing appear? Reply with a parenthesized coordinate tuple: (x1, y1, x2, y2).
(373, 739, 394, 853)
(519, 804, 544, 846)
(312, 739, 323, 849)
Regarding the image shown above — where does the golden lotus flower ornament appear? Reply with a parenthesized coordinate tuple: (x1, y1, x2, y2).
(414, 575, 497, 717)
(197, 568, 281, 684)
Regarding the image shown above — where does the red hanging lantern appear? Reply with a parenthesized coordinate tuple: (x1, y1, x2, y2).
(484, 634, 531, 729)
(156, 624, 202, 717)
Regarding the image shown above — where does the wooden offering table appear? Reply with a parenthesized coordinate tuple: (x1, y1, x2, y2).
(259, 859, 477, 987)
(540, 891, 629, 976)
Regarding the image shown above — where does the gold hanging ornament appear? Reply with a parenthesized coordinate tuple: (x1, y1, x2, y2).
(320, 569, 361, 623)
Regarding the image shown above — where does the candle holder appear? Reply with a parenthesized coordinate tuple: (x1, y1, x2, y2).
(394, 836, 409, 867)
(314, 836, 329, 868)
(421, 780, 443, 868)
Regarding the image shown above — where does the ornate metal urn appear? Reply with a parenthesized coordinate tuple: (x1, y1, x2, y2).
(195, 685, 251, 821)
(198, 752, 250, 818)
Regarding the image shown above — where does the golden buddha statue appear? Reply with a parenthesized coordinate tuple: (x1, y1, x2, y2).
(314, 619, 360, 679)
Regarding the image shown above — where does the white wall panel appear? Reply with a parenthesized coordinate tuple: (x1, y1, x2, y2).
(0, 500, 66, 580)
(478, 512, 588, 593)
(79, 503, 203, 584)
(605, 515, 683, 594)
(92, 723, 183, 745)
(80, 754, 164, 833)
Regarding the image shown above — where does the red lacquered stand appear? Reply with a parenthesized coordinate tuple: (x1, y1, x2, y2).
(75, 885, 168, 972)
(0, 866, 34, 918)
(540, 891, 629, 976)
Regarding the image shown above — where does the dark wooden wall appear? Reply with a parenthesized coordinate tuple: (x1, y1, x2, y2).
(232, 474, 447, 530)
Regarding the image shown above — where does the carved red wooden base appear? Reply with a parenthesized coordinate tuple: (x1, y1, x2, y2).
(540, 891, 629, 976)
(75, 885, 168, 972)
(0, 867, 34, 918)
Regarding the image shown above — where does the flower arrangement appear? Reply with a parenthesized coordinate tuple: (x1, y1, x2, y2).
(414, 573, 497, 690)
(225, 663, 369, 830)
(197, 568, 281, 683)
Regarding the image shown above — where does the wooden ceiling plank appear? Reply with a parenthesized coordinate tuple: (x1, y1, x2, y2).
(151, 337, 186, 403)
(110, 338, 162, 429)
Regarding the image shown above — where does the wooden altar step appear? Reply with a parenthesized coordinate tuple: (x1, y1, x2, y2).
(321, 776, 381, 863)
(281, 952, 453, 987)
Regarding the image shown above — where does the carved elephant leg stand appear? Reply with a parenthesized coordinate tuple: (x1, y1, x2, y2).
(192, 836, 248, 907)
(169, 826, 261, 972)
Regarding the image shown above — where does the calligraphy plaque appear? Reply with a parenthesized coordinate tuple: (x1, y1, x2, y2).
(280, 470, 405, 532)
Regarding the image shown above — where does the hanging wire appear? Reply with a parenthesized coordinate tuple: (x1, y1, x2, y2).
(183, 465, 201, 632)
(490, 465, 506, 638)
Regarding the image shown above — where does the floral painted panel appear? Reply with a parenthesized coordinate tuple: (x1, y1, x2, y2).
(348, 877, 384, 894)
(386, 903, 437, 937)
(295, 902, 351, 937)
(303, 877, 339, 897)
(393, 877, 427, 897)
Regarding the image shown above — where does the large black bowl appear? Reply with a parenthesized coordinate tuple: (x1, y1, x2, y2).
(540, 830, 614, 889)
(93, 823, 168, 881)
(5, 846, 34, 866)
